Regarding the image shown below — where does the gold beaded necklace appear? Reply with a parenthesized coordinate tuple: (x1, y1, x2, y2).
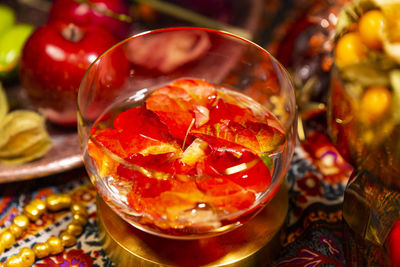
(0, 193, 89, 266)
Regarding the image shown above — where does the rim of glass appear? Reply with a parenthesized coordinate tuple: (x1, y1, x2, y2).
(78, 26, 297, 131)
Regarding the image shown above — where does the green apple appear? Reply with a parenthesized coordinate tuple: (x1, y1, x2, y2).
(0, 5, 15, 37)
(0, 24, 35, 80)
(0, 82, 8, 122)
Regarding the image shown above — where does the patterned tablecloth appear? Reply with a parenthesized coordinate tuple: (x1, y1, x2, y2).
(0, 0, 355, 266)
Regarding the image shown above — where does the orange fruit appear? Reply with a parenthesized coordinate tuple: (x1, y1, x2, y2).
(335, 32, 367, 67)
(360, 86, 392, 122)
(358, 10, 385, 50)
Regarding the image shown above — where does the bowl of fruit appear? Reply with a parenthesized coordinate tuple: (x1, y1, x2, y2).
(78, 28, 297, 239)
(329, 0, 400, 262)
(329, 0, 400, 188)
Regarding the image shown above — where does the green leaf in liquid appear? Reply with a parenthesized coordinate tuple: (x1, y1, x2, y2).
(260, 153, 273, 170)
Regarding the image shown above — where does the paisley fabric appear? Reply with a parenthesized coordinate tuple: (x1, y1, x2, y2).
(273, 132, 352, 266)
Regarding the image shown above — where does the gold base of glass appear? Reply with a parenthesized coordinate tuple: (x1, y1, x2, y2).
(96, 185, 288, 266)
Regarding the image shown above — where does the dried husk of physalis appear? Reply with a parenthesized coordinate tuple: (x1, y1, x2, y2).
(0, 85, 52, 164)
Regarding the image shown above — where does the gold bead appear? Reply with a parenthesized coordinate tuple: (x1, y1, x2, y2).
(70, 202, 88, 217)
(23, 204, 43, 221)
(29, 199, 46, 213)
(32, 242, 49, 259)
(0, 230, 15, 249)
(9, 223, 24, 238)
(19, 247, 35, 266)
(0, 241, 5, 254)
(12, 215, 29, 230)
(23, 199, 46, 221)
(71, 213, 88, 226)
(60, 232, 77, 247)
(45, 193, 72, 212)
(46, 236, 64, 255)
(5, 254, 23, 267)
(65, 223, 83, 236)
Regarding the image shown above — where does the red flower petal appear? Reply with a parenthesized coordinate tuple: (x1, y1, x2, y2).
(171, 78, 217, 107)
(146, 86, 195, 139)
(196, 176, 243, 196)
(94, 128, 126, 158)
(192, 119, 284, 155)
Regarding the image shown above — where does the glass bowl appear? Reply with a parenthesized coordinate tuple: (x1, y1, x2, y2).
(78, 28, 297, 239)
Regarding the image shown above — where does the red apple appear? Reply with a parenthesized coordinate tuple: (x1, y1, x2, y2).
(388, 220, 400, 266)
(20, 21, 124, 125)
(48, 0, 132, 39)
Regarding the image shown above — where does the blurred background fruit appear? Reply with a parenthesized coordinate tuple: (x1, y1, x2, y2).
(358, 9, 384, 50)
(0, 5, 15, 36)
(328, 0, 400, 265)
(20, 21, 118, 126)
(334, 32, 367, 67)
(0, 5, 34, 81)
(48, 0, 132, 39)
